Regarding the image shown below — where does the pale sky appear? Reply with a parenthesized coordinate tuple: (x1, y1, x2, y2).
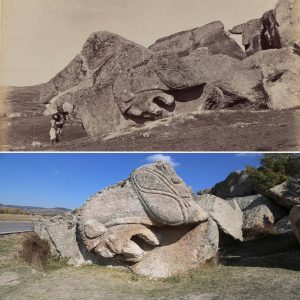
(1, 0, 278, 86)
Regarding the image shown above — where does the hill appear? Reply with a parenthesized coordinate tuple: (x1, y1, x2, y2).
(0, 203, 71, 216)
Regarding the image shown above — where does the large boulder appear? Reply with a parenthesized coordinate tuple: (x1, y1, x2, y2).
(230, 19, 263, 57)
(149, 21, 246, 60)
(243, 47, 300, 110)
(289, 205, 300, 243)
(195, 194, 243, 242)
(228, 194, 286, 237)
(275, 0, 300, 47)
(131, 219, 218, 278)
(39, 6, 300, 137)
(210, 170, 256, 199)
(273, 215, 293, 234)
(36, 162, 219, 278)
(39, 31, 269, 136)
(34, 215, 99, 265)
(40, 32, 154, 135)
(264, 177, 300, 210)
(230, 0, 300, 56)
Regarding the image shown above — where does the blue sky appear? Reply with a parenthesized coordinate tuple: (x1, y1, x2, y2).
(0, 153, 262, 209)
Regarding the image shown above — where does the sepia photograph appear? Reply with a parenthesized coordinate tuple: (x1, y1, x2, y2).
(0, 1, 300, 299)
(0, 0, 299, 151)
(0, 153, 299, 299)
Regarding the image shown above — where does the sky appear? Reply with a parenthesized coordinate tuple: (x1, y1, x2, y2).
(0, 153, 262, 209)
(1, 0, 278, 86)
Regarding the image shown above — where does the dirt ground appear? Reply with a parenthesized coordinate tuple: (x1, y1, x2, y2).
(1, 233, 299, 300)
(1, 108, 300, 151)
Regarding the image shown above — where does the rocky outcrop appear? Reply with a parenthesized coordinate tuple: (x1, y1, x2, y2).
(230, 19, 263, 57)
(264, 177, 300, 210)
(35, 162, 220, 278)
(230, 0, 300, 56)
(195, 194, 243, 242)
(131, 219, 218, 278)
(275, 0, 300, 47)
(289, 205, 300, 243)
(38, 0, 300, 136)
(210, 170, 256, 199)
(37, 33, 266, 136)
(34, 215, 98, 265)
(244, 47, 300, 110)
(149, 21, 246, 60)
(273, 215, 293, 234)
(228, 195, 286, 237)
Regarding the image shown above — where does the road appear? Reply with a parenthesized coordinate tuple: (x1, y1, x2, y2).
(0, 221, 34, 234)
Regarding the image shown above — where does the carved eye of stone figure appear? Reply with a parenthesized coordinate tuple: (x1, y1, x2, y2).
(131, 169, 191, 226)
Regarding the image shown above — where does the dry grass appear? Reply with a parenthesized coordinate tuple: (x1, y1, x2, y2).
(0, 214, 42, 222)
(0, 233, 300, 300)
(18, 233, 50, 270)
(1, 104, 300, 151)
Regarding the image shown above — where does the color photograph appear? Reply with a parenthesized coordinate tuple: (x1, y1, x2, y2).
(0, 153, 299, 299)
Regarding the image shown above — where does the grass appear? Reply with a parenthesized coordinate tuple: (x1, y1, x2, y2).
(0, 214, 42, 221)
(1, 103, 300, 151)
(0, 233, 300, 299)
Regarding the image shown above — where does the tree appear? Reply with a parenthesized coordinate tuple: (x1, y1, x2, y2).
(246, 154, 300, 192)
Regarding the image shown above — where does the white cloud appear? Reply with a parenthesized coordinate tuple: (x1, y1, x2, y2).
(146, 154, 180, 168)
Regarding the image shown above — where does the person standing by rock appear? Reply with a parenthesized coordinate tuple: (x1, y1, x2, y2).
(51, 107, 68, 141)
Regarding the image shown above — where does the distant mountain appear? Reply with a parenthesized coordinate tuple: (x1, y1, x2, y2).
(2, 84, 44, 103)
(0, 203, 71, 216)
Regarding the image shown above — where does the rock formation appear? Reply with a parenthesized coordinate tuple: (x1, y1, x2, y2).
(209, 170, 256, 199)
(38, 0, 300, 136)
(290, 205, 300, 243)
(199, 169, 299, 238)
(227, 195, 286, 237)
(264, 177, 300, 210)
(35, 162, 221, 278)
(149, 21, 246, 60)
(195, 194, 243, 242)
(35, 162, 300, 276)
(230, 0, 300, 56)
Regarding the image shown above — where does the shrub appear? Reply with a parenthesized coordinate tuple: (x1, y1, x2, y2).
(0, 207, 30, 215)
(246, 154, 300, 192)
(19, 233, 51, 270)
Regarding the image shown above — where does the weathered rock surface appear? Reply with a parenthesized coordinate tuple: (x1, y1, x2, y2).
(78, 162, 212, 275)
(275, 0, 300, 47)
(228, 195, 286, 236)
(38, 32, 265, 136)
(210, 170, 256, 199)
(195, 194, 243, 241)
(131, 219, 219, 278)
(230, 0, 300, 56)
(264, 177, 300, 210)
(273, 215, 293, 234)
(149, 21, 246, 60)
(38, 0, 300, 136)
(289, 205, 300, 243)
(230, 19, 263, 57)
(36, 162, 219, 278)
(244, 47, 300, 110)
(34, 215, 98, 265)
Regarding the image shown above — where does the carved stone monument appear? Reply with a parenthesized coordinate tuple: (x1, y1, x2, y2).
(36, 162, 220, 278)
